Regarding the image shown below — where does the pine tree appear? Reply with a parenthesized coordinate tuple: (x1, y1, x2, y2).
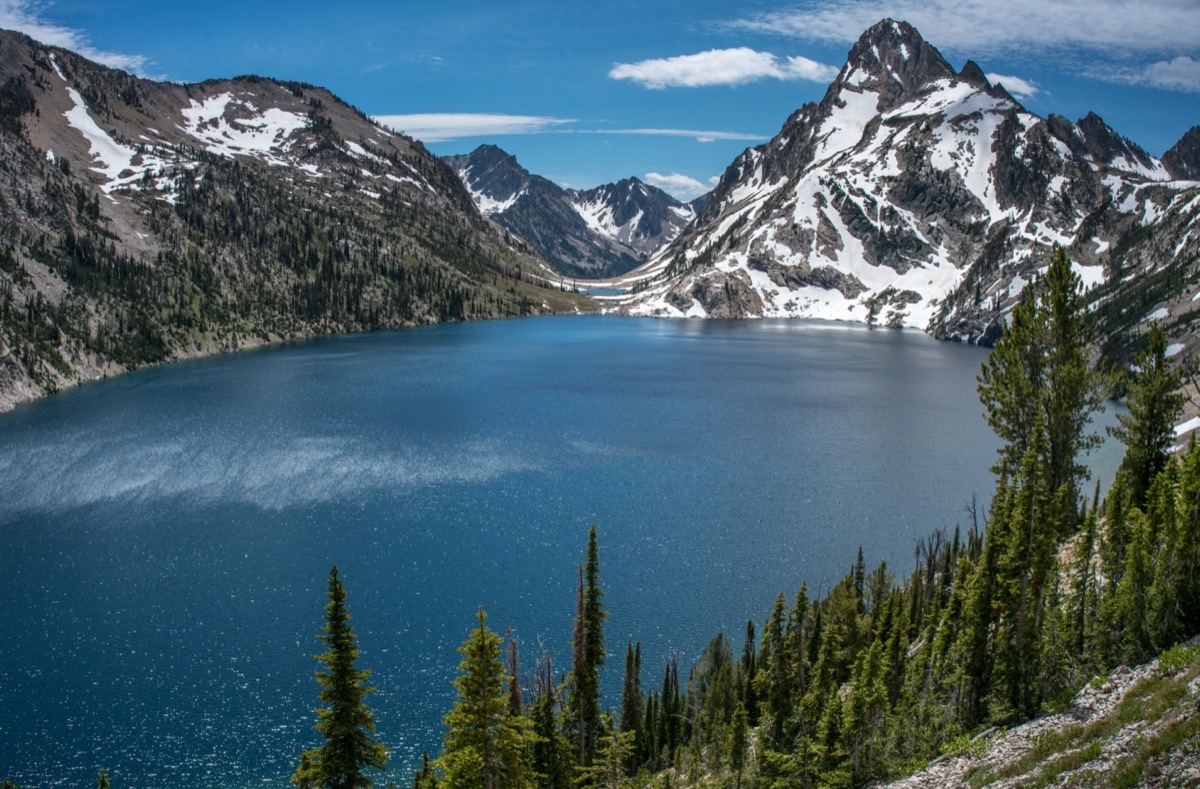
(1112, 322, 1185, 507)
(411, 751, 438, 789)
(739, 620, 759, 725)
(97, 769, 110, 789)
(978, 246, 1104, 502)
(729, 702, 749, 789)
(576, 715, 634, 789)
(1041, 246, 1104, 499)
(530, 652, 570, 789)
(618, 641, 642, 775)
(438, 607, 535, 789)
(755, 593, 789, 746)
(568, 525, 607, 768)
(293, 566, 388, 789)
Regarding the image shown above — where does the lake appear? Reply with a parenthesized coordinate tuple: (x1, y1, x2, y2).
(0, 316, 1122, 787)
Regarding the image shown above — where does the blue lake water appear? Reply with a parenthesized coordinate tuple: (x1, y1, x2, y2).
(0, 316, 1122, 787)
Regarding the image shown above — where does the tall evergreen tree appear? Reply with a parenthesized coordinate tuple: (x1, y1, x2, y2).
(293, 566, 388, 789)
(568, 525, 607, 768)
(438, 607, 536, 789)
(1112, 322, 1185, 507)
(978, 246, 1104, 502)
(739, 620, 759, 725)
(1040, 246, 1105, 498)
(729, 702, 749, 789)
(618, 641, 643, 775)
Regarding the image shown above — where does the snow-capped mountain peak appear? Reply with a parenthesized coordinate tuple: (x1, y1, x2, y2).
(445, 145, 697, 278)
(616, 19, 1200, 345)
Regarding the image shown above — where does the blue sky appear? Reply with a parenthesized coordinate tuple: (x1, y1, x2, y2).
(2, 0, 1197, 200)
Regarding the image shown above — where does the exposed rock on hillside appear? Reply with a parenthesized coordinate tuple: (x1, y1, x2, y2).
(888, 640, 1200, 787)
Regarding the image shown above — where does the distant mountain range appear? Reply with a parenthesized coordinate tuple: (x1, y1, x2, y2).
(445, 145, 698, 279)
(0, 28, 587, 410)
(614, 19, 1200, 362)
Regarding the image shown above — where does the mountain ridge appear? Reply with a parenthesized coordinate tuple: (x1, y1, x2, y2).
(444, 144, 696, 279)
(0, 28, 588, 412)
(614, 18, 1200, 363)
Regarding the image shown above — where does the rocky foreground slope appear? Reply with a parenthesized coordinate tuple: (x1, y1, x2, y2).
(888, 639, 1200, 787)
(0, 29, 583, 411)
(616, 20, 1200, 362)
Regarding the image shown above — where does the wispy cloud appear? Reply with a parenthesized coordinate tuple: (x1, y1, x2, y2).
(1139, 57, 1200, 92)
(1088, 56, 1200, 93)
(730, 0, 1200, 56)
(610, 47, 837, 89)
(583, 128, 767, 143)
(374, 113, 576, 142)
(984, 72, 1040, 100)
(0, 0, 149, 73)
(645, 172, 720, 201)
(373, 114, 767, 145)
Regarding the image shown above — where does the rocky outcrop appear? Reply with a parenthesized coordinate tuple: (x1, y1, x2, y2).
(887, 639, 1200, 787)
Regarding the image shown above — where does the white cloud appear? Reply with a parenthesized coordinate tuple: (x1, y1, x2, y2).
(0, 0, 148, 73)
(730, 0, 1200, 57)
(1088, 56, 1200, 93)
(644, 172, 720, 201)
(985, 72, 1039, 99)
(373, 113, 576, 142)
(610, 47, 837, 89)
(371, 115, 767, 145)
(1140, 57, 1200, 92)
(584, 127, 767, 142)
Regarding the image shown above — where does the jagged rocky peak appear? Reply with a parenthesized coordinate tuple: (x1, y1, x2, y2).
(957, 60, 991, 90)
(1077, 112, 1160, 173)
(1164, 126, 1200, 181)
(1046, 112, 1168, 179)
(443, 144, 531, 212)
(831, 19, 958, 110)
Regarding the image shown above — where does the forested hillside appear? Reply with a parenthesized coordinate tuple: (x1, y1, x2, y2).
(0, 29, 588, 411)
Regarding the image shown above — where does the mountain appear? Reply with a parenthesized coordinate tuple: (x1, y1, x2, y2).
(0, 29, 585, 411)
(445, 144, 695, 279)
(1163, 125, 1200, 181)
(620, 19, 1200, 359)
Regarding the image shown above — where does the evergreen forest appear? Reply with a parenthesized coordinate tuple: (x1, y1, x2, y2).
(281, 247, 1200, 788)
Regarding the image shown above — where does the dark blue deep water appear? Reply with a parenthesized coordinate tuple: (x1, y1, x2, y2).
(0, 316, 1121, 787)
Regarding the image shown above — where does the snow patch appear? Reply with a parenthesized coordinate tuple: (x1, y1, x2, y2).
(1175, 416, 1200, 438)
(179, 93, 309, 166)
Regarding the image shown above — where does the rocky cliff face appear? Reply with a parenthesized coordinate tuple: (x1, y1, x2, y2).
(618, 19, 1200, 361)
(0, 29, 576, 411)
(445, 144, 695, 279)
